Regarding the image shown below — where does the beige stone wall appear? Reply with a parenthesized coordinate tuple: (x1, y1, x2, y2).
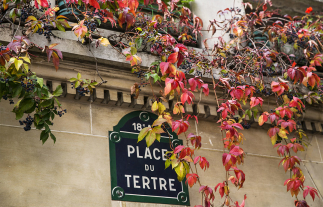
(0, 92, 322, 207)
(0, 6, 322, 206)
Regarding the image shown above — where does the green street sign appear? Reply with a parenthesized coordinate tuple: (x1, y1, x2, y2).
(109, 111, 190, 205)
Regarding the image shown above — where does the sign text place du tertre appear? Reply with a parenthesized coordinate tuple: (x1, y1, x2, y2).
(109, 111, 190, 205)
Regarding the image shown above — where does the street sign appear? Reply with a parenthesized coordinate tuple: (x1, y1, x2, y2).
(109, 111, 190, 205)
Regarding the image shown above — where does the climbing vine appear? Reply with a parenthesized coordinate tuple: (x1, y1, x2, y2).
(0, 0, 322, 206)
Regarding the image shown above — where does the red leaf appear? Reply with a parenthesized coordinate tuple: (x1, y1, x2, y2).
(52, 52, 60, 71)
(214, 182, 225, 198)
(303, 186, 318, 201)
(188, 78, 197, 91)
(125, 13, 135, 28)
(174, 145, 185, 154)
(268, 126, 280, 137)
(235, 194, 247, 207)
(186, 173, 198, 187)
(250, 97, 263, 108)
(168, 52, 178, 63)
(46, 49, 53, 62)
(177, 52, 184, 67)
(89, 0, 100, 9)
(202, 84, 209, 96)
(172, 119, 190, 135)
(194, 156, 209, 170)
(160, 62, 169, 75)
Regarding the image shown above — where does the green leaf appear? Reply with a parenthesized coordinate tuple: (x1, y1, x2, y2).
(54, 97, 61, 107)
(40, 109, 50, 116)
(131, 47, 137, 55)
(37, 78, 44, 88)
(40, 99, 53, 108)
(138, 127, 150, 142)
(36, 122, 44, 130)
(151, 61, 160, 66)
(12, 85, 22, 98)
(53, 85, 63, 97)
(69, 78, 77, 82)
(34, 114, 41, 124)
(40, 130, 49, 144)
(25, 103, 36, 113)
(19, 98, 34, 112)
(56, 21, 65, 32)
(50, 132, 56, 143)
(15, 110, 24, 120)
(252, 107, 258, 118)
(75, 81, 80, 88)
(43, 112, 51, 121)
(44, 123, 50, 133)
(135, 37, 143, 49)
(96, 18, 101, 26)
(50, 111, 55, 120)
(77, 73, 81, 80)
(145, 72, 151, 80)
(151, 73, 160, 83)
(41, 87, 50, 98)
(245, 109, 252, 119)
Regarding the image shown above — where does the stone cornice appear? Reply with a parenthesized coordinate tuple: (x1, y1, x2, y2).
(29, 58, 323, 135)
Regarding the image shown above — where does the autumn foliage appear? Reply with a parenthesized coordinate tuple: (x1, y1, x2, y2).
(1, 0, 322, 206)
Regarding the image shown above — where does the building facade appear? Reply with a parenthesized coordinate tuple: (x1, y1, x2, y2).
(0, 0, 322, 206)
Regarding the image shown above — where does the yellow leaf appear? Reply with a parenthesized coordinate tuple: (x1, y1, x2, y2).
(258, 115, 265, 126)
(131, 55, 142, 66)
(49, 43, 59, 49)
(278, 128, 288, 139)
(20, 56, 30, 63)
(233, 26, 243, 37)
(152, 118, 167, 126)
(271, 134, 277, 145)
(220, 52, 226, 58)
(224, 186, 230, 195)
(174, 162, 189, 182)
(99, 37, 110, 47)
(5, 57, 15, 70)
(26, 16, 37, 22)
(158, 102, 166, 114)
(173, 105, 179, 114)
(23, 63, 29, 73)
(282, 95, 290, 104)
(151, 101, 158, 112)
(14, 59, 23, 71)
(146, 131, 156, 147)
(156, 134, 161, 142)
(138, 127, 150, 142)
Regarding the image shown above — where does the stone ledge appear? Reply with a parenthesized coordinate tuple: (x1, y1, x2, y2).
(44, 77, 323, 134)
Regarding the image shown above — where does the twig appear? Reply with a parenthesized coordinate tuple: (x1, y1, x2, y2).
(88, 44, 106, 83)
(11, 18, 21, 42)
